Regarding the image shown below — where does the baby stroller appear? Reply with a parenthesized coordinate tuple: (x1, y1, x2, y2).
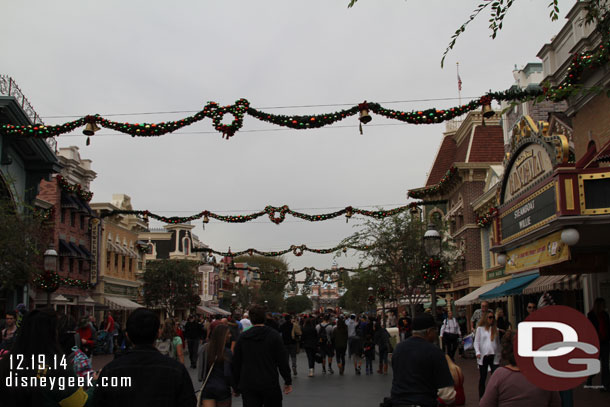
(460, 333, 476, 359)
(94, 330, 110, 355)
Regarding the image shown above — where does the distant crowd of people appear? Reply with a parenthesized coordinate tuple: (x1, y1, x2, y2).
(0, 296, 608, 407)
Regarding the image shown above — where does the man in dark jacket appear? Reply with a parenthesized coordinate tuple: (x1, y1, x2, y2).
(93, 309, 196, 407)
(233, 304, 292, 406)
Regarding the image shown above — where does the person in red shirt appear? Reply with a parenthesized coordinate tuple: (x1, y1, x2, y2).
(77, 317, 95, 357)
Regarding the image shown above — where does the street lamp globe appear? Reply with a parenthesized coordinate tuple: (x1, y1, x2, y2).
(43, 246, 58, 272)
(424, 224, 441, 257)
(368, 286, 373, 292)
(232, 293, 236, 298)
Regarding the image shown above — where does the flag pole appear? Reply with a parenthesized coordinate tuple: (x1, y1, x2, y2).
(456, 62, 462, 105)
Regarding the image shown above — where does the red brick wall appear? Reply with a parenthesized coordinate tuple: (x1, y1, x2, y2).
(37, 178, 93, 298)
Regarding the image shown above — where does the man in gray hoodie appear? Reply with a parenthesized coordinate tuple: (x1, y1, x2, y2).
(232, 304, 292, 407)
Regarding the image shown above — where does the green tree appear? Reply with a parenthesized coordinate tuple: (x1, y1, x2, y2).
(143, 259, 201, 317)
(233, 255, 289, 312)
(0, 198, 51, 291)
(348, 1, 609, 67)
(337, 211, 457, 316)
(284, 295, 313, 314)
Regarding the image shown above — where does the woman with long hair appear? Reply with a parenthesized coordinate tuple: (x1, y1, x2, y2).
(301, 317, 319, 377)
(0, 308, 94, 407)
(197, 324, 235, 407)
(439, 354, 465, 406)
(156, 318, 184, 364)
(332, 317, 348, 375)
(480, 331, 560, 406)
(474, 310, 500, 398)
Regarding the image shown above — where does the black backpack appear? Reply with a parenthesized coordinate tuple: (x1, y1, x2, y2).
(318, 323, 329, 345)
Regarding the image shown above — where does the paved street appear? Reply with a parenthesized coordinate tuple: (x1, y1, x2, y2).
(94, 348, 610, 406)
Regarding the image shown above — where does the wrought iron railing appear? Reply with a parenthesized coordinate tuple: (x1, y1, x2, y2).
(0, 75, 56, 151)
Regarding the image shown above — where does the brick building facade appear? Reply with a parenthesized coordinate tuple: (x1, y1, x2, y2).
(35, 147, 97, 318)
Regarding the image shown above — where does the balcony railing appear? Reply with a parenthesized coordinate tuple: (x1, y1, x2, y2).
(0, 75, 56, 152)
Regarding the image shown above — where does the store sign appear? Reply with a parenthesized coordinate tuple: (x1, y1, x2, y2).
(504, 144, 553, 202)
(90, 218, 100, 285)
(505, 231, 570, 274)
(487, 268, 506, 280)
(501, 183, 557, 241)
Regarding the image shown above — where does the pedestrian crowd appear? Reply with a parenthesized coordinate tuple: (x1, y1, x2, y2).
(0, 296, 608, 407)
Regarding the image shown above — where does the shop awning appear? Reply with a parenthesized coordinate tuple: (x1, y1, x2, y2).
(480, 273, 540, 300)
(423, 298, 447, 308)
(105, 296, 142, 310)
(69, 242, 88, 259)
(455, 281, 504, 306)
(59, 239, 78, 257)
(106, 241, 118, 252)
(60, 192, 79, 209)
(79, 244, 92, 260)
(196, 305, 218, 315)
(522, 274, 582, 295)
(208, 306, 231, 316)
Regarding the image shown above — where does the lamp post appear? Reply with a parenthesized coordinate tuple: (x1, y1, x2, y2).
(43, 246, 58, 306)
(423, 223, 442, 321)
(368, 286, 374, 316)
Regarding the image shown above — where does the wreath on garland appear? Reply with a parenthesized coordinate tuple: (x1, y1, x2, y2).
(367, 295, 376, 305)
(33, 271, 61, 293)
(377, 286, 388, 300)
(422, 257, 445, 285)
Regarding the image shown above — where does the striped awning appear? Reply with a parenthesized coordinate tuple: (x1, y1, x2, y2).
(522, 274, 581, 295)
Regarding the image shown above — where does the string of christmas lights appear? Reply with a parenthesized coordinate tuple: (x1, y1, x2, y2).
(193, 243, 374, 257)
(99, 201, 446, 225)
(3, 39, 608, 141)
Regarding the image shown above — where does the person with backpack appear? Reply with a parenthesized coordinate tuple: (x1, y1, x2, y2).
(198, 324, 235, 407)
(316, 314, 335, 374)
(156, 318, 185, 364)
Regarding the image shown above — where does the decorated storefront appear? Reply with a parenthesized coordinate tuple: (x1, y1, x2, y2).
(490, 116, 610, 326)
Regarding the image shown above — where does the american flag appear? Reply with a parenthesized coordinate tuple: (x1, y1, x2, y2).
(457, 74, 462, 91)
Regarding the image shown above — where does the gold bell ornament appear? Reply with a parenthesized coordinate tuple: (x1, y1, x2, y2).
(358, 101, 372, 134)
(82, 116, 100, 145)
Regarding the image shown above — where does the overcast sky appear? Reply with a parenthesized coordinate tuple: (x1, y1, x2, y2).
(3, 0, 576, 273)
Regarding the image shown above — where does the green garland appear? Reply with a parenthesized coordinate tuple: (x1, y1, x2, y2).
(408, 167, 458, 199)
(476, 207, 498, 228)
(33, 271, 93, 291)
(57, 175, 94, 202)
(193, 243, 374, 258)
(4, 39, 609, 141)
(100, 201, 446, 225)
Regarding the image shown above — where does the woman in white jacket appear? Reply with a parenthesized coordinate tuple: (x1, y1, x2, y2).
(474, 310, 500, 399)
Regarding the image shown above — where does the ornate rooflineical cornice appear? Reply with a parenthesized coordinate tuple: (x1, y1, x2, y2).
(498, 115, 570, 206)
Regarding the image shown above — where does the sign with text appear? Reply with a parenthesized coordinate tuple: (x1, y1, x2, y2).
(501, 183, 557, 241)
(505, 231, 570, 274)
(504, 143, 554, 202)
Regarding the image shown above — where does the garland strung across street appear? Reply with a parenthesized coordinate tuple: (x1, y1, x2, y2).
(2, 39, 608, 141)
(99, 201, 446, 225)
(193, 243, 374, 257)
